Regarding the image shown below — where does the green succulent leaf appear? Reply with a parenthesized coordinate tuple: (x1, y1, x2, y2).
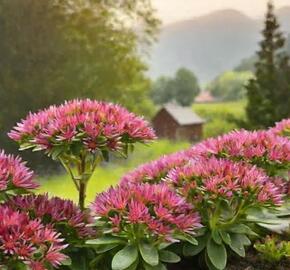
(207, 238, 227, 270)
(183, 234, 207, 256)
(229, 234, 246, 257)
(139, 241, 159, 266)
(112, 245, 138, 270)
(219, 231, 231, 245)
(212, 230, 222, 244)
(159, 250, 180, 263)
(174, 233, 198, 245)
(227, 224, 257, 236)
(94, 244, 119, 254)
(86, 235, 126, 246)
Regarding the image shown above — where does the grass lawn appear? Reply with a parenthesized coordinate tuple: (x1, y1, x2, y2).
(193, 100, 246, 138)
(38, 139, 190, 204)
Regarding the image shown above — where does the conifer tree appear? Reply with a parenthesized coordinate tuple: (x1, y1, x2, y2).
(246, 1, 290, 129)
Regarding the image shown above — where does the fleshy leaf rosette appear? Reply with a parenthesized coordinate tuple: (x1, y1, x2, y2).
(88, 183, 201, 269)
(0, 150, 38, 197)
(5, 194, 95, 242)
(166, 157, 284, 270)
(190, 129, 290, 177)
(9, 99, 156, 209)
(0, 206, 68, 270)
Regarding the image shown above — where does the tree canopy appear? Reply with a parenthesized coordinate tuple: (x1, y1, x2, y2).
(0, 0, 159, 171)
(209, 71, 253, 101)
(245, 1, 290, 129)
(151, 68, 200, 106)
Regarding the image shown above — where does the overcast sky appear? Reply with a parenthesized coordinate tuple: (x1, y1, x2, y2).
(153, 0, 290, 25)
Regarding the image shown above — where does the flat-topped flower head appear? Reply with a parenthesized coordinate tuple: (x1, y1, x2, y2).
(9, 99, 156, 209)
(0, 150, 38, 193)
(0, 206, 67, 269)
(9, 99, 156, 156)
(270, 118, 290, 138)
(189, 130, 290, 175)
(167, 157, 283, 207)
(6, 194, 95, 240)
(120, 150, 191, 184)
(91, 183, 201, 242)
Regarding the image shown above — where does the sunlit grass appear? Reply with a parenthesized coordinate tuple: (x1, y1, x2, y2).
(193, 100, 246, 138)
(37, 140, 190, 204)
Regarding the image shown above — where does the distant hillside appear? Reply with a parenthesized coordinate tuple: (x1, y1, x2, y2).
(148, 8, 290, 83)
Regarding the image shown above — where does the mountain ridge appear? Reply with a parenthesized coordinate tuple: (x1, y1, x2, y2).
(148, 7, 290, 83)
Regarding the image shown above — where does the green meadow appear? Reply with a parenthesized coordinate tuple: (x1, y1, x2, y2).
(38, 140, 190, 204)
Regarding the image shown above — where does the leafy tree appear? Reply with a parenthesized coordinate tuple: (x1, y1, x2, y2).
(174, 68, 200, 106)
(150, 76, 176, 105)
(151, 68, 200, 106)
(0, 0, 159, 171)
(245, 1, 290, 129)
(209, 71, 253, 101)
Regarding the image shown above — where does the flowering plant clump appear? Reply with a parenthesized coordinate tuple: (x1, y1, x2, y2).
(87, 183, 201, 270)
(6, 194, 95, 242)
(0, 150, 38, 198)
(9, 99, 156, 209)
(269, 118, 290, 138)
(166, 157, 284, 270)
(120, 151, 286, 269)
(190, 129, 290, 177)
(0, 206, 68, 270)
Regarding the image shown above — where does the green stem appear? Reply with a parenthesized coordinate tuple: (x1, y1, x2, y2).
(59, 157, 80, 191)
(79, 181, 87, 211)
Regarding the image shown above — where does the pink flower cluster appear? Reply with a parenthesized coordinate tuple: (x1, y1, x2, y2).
(190, 130, 290, 166)
(6, 194, 95, 239)
(270, 118, 290, 137)
(0, 206, 67, 270)
(0, 150, 38, 192)
(120, 150, 190, 184)
(91, 183, 201, 242)
(167, 157, 283, 206)
(9, 99, 156, 153)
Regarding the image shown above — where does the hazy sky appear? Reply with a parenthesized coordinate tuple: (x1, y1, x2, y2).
(153, 0, 290, 25)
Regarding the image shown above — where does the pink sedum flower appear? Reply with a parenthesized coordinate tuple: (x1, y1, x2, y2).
(0, 206, 67, 269)
(0, 150, 38, 192)
(6, 194, 95, 240)
(167, 157, 283, 206)
(189, 130, 290, 173)
(269, 118, 290, 138)
(120, 150, 191, 184)
(91, 183, 201, 241)
(8, 99, 156, 154)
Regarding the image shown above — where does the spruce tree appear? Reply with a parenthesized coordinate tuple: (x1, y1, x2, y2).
(245, 1, 290, 129)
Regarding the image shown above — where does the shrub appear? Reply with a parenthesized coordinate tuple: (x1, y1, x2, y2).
(9, 99, 156, 209)
(88, 183, 201, 269)
(167, 157, 282, 269)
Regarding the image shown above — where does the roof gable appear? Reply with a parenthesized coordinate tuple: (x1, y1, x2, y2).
(158, 104, 205, 125)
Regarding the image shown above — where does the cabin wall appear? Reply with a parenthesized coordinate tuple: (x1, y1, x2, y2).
(152, 109, 203, 142)
(176, 124, 203, 142)
(152, 109, 179, 140)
